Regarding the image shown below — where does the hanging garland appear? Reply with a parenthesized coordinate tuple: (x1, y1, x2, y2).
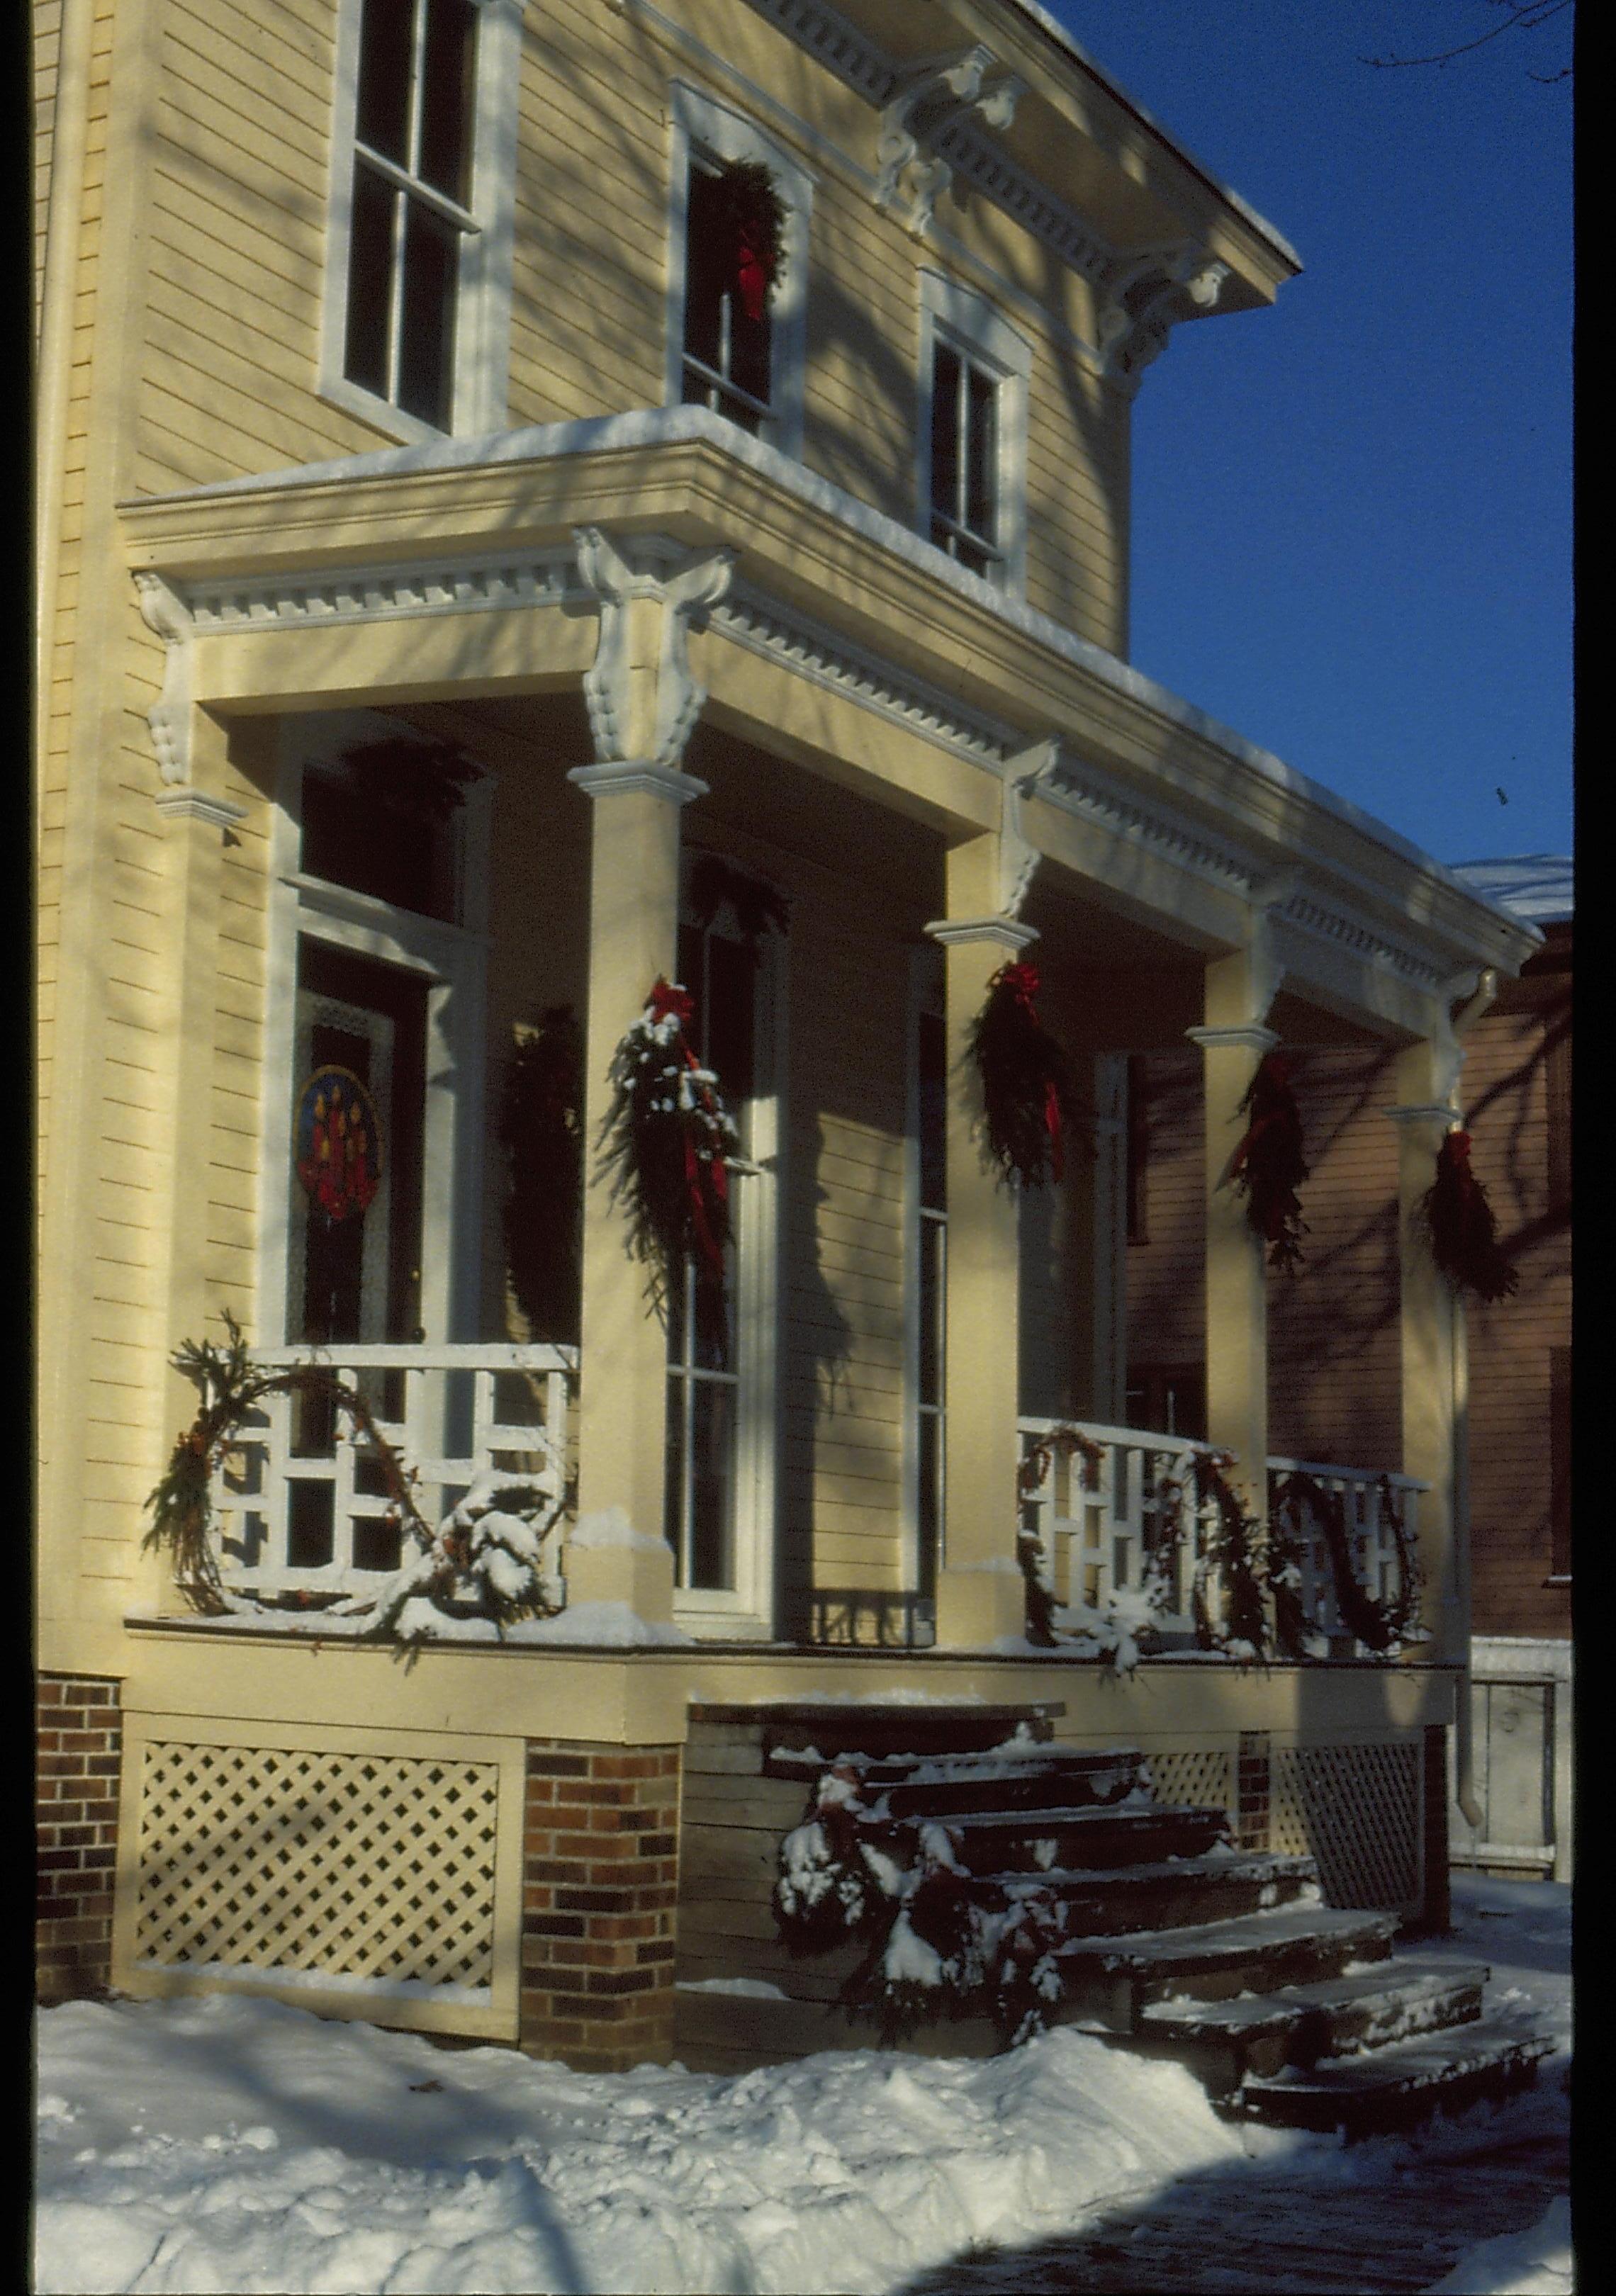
(970, 960, 1077, 1189)
(709, 158, 787, 322)
(1422, 1127, 1519, 1302)
(687, 854, 791, 960)
(1269, 1470, 1424, 1653)
(1229, 1051, 1310, 1271)
(1186, 1448, 1271, 1659)
(499, 1006, 583, 1344)
(598, 977, 739, 1332)
(1016, 1425, 1104, 1648)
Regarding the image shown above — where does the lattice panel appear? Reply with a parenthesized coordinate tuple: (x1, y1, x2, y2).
(1271, 1742, 1420, 1912)
(1147, 1750, 1235, 1819)
(133, 1740, 501, 1992)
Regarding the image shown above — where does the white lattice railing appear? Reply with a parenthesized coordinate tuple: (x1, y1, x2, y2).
(1018, 1417, 1215, 1638)
(1267, 1458, 1425, 1651)
(213, 1344, 576, 1598)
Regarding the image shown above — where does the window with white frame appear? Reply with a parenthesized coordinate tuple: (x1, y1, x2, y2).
(323, 0, 521, 440)
(916, 271, 1030, 593)
(904, 956, 947, 1623)
(666, 84, 812, 457)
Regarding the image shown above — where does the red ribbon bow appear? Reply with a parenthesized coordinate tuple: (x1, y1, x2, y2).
(736, 232, 768, 322)
(646, 979, 729, 1278)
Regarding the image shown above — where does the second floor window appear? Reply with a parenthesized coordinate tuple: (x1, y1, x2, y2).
(344, 0, 480, 432)
(681, 157, 774, 437)
(929, 339, 1000, 577)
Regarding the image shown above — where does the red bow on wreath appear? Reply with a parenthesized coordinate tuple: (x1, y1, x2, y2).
(1423, 1128, 1518, 1302)
(1229, 1051, 1309, 1271)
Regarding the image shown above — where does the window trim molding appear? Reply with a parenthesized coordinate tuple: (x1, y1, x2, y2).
(916, 268, 1031, 598)
(319, 0, 524, 444)
(663, 79, 814, 459)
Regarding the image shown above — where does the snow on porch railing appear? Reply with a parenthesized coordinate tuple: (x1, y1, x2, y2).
(1266, 1458, 1426, 1654)
(211, 1344, 577, 1601)
(1017, 1417, 1215, 1641)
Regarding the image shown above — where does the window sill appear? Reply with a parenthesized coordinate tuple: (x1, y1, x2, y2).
(318, 373, 448, 449)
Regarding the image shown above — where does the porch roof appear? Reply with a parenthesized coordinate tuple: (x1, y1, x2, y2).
(119, 406, 1539, 1016)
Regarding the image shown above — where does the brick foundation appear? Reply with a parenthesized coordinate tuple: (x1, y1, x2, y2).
(1237, 1731, 1272, 1852)
(35, 1672, 124, 2001)
(519, 1738, 682, 2073)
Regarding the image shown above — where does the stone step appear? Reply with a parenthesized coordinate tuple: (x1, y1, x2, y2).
(906, 1802, 1229, 1874)
(1228, 2013, 1554, 2137)
(963, 1850, 1319, 1937)
(1052, 1903, 1402, 2032)
(1133, 1957, 1491, 2093)
(768, 1745, 1148, 1813)
(691, 1699, 1062, 1762)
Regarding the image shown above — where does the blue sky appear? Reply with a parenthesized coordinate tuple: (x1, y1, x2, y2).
(1040, 0, 1573, 870)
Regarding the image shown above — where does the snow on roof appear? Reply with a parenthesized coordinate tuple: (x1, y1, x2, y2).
(1448, 857, 1573, 927)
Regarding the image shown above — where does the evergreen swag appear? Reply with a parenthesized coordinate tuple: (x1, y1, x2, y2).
(1422, 1127, 1519, 1302)
(1269, 1470, 1423, 1653)
(709, 158, 787, 321)
(145, 1313, 565, 1636)
(971, 960, 1076, 1188)
(1229, 1051, 1309, 1270)
(599, 977, 739, 1332)
(499, 1006, 583, 1343)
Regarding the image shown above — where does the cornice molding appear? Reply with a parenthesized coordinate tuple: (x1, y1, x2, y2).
(1186, 1023, 1279, 1055)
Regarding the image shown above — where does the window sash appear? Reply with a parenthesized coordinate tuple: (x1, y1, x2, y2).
(930, 339, 1001, 571)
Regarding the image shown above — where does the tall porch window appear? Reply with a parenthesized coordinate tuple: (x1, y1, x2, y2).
(906, 966, 947, 1614)
(664, 891, 780, 1627)
(916, 271, 1030, 596)
(681, 155, 774, 437)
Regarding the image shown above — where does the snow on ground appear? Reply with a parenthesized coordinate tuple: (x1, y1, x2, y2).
(33, 1874, 1569, 2296)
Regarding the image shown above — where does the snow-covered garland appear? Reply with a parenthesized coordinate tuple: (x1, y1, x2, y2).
(145, 1315, 565, 1640)
(1269, 1469, 1425, 1654)
(598, 977, 739, 1339)
(1422, 1126, 1519, 1302)
(774, 1762, 1084, 2049)
(970, 961, 1077, 1190)
(1229, 1051, 1310, 1271)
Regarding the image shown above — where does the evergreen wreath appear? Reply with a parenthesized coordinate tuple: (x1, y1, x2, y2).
(598, 977, 740, 1335)
(1422, 1127, 1519, 1302)
(709, 157, 787, 321)
(1229, 1051, 1309, 1270)
(1269, 1469, 1424, 1653)
(970, 960, 1077, 1189)
(144, 1312, 430, 1616)
(499, 1006, 583, 1344)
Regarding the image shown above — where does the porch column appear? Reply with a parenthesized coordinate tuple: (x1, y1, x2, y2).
(563, 529, 734, 1626)
(1187, 949, 1279, 1519)
(926, 835, 1033, 1648)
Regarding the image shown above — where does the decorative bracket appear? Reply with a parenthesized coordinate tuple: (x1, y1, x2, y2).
(134, 571, 195, 787)
(1430, 966, 1499, 1113)
(1097, 247, 1230, 389)
(875, 47, 1022, 237)
(573, 528, 736, 772)
(1244, 868, 1301, 1028)
(997, 736, 1060, 920)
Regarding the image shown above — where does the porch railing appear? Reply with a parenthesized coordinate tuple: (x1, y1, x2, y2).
(213, 1344, 577, 1599)
(1266, 1457, 1425, 1653)
(1017, 1417, 1215, 1639)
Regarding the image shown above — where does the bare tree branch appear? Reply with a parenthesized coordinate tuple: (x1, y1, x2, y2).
(1361, 0, 1571, 72)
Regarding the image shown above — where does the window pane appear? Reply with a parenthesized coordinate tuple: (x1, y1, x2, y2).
(301, 762, 455, 921)
(683, 167, 727, 374)
(344, 163, 397, 399)
(355, 0, 413, 164)
(419, 0, 477, 203)
(931, 343, 961, 524)
(965, 364, 997, 543)
(919, 1219, 944, 1405)
(705, 932, 756, 1112)
(919, 1009, 946, 1212)
(664, 1376, 688, 1575)
(690, 1378, 736, 1589)
(917, 1411, 941, 1601)
(398, 197, 459, 428)
(729, 298, 771, 414)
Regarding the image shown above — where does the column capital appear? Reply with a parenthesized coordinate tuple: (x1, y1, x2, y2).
(1186, 1023, 1279, 1055)
(153, 786, 249, 830)
(566, 760, 709, 806)
(573, 527, 734, 772)
(924, 915, 1040, 953)
(1384, 1102, 1461, 1129)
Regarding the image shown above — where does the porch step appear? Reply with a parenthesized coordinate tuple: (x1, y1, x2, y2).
(768, 1744, 1147, 1813)
(961, 1850, 1319, 1937)
(707, 1699, 1064, 1762)
(1052, 1902, 1403, 2032)
(1134, 1957, 1491, 2093)
(1228, 2013, 1554, 2137)
(910, 1801, 1230, 1874)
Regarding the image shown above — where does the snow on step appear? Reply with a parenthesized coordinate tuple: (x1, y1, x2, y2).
(1231, 2013, 1553, 2134)
(911, 1802, 1228, 1872)
(1055, 1902, 1400, 1988)
(1140, 1957, 1489, 2047)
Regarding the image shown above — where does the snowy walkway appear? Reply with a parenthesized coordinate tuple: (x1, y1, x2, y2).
(34, 1876, 1569, 2296)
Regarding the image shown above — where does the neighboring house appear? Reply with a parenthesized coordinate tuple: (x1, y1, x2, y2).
(1446, 857, 1572, 1883)
(35, 0, 1540, 2066)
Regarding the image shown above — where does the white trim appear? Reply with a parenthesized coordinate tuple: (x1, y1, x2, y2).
(259, 714, 490, 1354)
(319, 0, 522, 441)
(917, 269, 1031, 598)
(664, 81, 814, 458)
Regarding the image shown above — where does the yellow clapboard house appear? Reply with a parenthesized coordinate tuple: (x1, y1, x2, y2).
(36, 0, 1541, 2073)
